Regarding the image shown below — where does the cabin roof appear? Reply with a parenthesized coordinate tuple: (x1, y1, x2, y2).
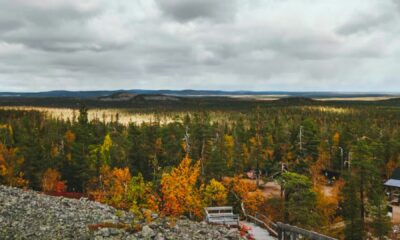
(384, 168, 400, 188)
(384, 179, 400, 188)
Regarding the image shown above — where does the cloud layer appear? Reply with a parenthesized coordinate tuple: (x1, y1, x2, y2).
(0, 0, 399, 91)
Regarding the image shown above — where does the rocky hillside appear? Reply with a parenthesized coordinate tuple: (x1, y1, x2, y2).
(0, 185, 243, 240)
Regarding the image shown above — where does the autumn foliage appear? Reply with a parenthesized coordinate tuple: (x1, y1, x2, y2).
(160, 156, 228, 219)
(89, 166, 132, 209)
(202, 179, 228, 207)
(160, 156, 203, 218)
(85, 157, 229, 221)
(88, 166, 157, 219)
(41, 168, 67, 193)
(223, 176, 266, 213)
(64, 130, 75, 161)
(0, 143, 28, 187)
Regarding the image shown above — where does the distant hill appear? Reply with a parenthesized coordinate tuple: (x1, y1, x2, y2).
(0, 93, 399, 111)
(98, 92, 137, 101)
(275, 97, 316, 105)
(0, 90, 396, 99)
(99, 92, 181, 102)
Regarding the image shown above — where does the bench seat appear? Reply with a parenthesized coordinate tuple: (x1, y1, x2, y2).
(204, 206, 240, 227)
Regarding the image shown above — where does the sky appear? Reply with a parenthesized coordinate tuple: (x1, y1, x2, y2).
(0, 0, 400, 92)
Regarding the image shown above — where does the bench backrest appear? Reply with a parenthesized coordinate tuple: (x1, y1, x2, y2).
(204, 206, 239, 226)
(205, 206, 234, 215)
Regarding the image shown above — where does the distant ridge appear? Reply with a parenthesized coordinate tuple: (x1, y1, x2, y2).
(275, 97, 316, 105)
(0, 90, 396, 99)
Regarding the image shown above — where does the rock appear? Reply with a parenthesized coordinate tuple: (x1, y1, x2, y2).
(0, 185, 244, 240)
(125, 235, 138, 240)
(109, 228, 120, 236)
(141, 225, 156, 238)
(99, 228, 110, 237)
(154, 232, 165, 240)
(39, 225, 50, 231)
(195, 229, 207, 235)
(226, 228, 240, 239)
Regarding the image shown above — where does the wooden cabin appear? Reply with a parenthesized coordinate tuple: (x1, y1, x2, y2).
(385, 168, 400, 223)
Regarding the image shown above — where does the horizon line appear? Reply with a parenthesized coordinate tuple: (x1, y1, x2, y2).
(0, 89, 399, 94)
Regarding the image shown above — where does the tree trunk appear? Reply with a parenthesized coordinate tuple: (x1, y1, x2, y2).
(360, 179, 365, 233)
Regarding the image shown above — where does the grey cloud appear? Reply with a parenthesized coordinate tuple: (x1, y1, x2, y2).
(336, 13, 394, 35)
(0, 0, 107, 52)
(155, 0, 237, 22)
(393, 0, 400, 11)
(0, 19, 23, 34)
(0, 0, 400, 91)
(0, 0, 101, 28)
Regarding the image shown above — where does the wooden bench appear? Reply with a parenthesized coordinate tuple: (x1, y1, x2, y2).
(204, 206, 240, 227)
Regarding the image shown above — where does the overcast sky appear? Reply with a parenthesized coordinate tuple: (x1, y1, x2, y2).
(0, 0, 399, 92)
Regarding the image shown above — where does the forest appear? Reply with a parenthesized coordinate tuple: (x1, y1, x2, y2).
(0, 101, 398, 239)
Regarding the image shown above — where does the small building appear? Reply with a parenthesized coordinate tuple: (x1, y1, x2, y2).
(384, 168, 400, 223)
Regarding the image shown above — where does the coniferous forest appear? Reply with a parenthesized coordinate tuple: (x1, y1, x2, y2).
(1, 101, 399, 239)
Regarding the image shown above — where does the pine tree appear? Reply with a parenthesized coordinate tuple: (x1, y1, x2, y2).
(279, 172, 320, 229)
(343, 173, 363, 240)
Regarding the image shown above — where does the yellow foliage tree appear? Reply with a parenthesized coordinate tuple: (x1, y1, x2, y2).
(202, 179, 227, 206)
(160, 156, 203, 219)
(0, 144, 28, 187)
(223, 135, 234, 168)
(100, 134, 112, 165)
(241, 144, 250, 167)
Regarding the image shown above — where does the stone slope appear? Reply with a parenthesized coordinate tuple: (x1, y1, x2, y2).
(0, 185, 242, 240)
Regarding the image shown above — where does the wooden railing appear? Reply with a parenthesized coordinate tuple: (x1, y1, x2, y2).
(277, 223, 337, 240)
(240, 201, 337, 240)
(231, 190, 337, 240)
(241, 202, 279, 237)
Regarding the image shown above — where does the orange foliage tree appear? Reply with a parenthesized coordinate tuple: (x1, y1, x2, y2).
(89, 166, 157, 219)
(223, 176, 266, 213)
(90, 166, 132, 209)
(41, 168, 67, 192)
(386, 158, 397, 179)
(160, 156, 203, 219)
(64, 130, 75, 161)
(0, 143, 28, 187)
